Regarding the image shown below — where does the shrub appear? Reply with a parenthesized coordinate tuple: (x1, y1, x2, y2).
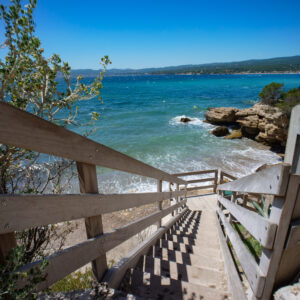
(259, 82, 284, 105)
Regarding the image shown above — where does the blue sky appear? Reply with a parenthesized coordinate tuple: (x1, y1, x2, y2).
(1, 0, 300, 69)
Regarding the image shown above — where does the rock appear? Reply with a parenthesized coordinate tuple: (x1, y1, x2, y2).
(274, 280, 300, 300)
(211, 126, 229, 137)
(225, 129, 242, 139)
(205, 103, 289, 148)
(180, 117, 192, 123)
(205, 107, 238, 124)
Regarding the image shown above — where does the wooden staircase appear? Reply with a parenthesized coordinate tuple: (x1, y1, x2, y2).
(118, 198, 232, 300)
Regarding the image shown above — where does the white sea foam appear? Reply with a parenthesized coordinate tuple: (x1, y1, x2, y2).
(169, 115, 213, 128)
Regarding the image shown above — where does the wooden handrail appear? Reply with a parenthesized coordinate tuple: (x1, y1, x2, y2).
(0, 102, 186, 185)
(18, 199, 187, 290)
(0, 190, 186, 234)
(172, 169, 217, 177)
(218, 164, 290, 196)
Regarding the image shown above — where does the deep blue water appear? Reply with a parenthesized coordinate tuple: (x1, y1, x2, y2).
(66, 74, 300, 193)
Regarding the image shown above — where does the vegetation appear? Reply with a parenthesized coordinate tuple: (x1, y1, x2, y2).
(72, 55, 300, 77)
(259, 82, 300, 114)
(0, 0, 110, 298)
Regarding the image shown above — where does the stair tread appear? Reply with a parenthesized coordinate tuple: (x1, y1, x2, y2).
(150, 245, 224, 270)
(139, 255, 227, 288)
(120, 268, 231, 300)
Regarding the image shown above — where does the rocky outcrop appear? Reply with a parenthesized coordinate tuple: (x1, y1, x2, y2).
(205, 103, 289, 148)
(180, 117, 192, 123)
(205, 107, 238, 124)
(211, 126, 229, 137)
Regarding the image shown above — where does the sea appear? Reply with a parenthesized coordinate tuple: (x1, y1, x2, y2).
(62, 74, 300, 193)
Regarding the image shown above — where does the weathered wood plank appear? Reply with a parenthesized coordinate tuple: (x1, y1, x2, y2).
(0, 233, 17, 263)
(0, 102, 186, 184)
(218, 164, 291, 196)
(156, 180, 163, 228)
(103, 208, 188, 289)
(187, 184, 215, 191)
(187, 177, 216, 184)
(220, 171, 237, 181)
(217, 207, 265, 297)
(259, 175, 300, 300)
(0, 190, 186, 234)
(218, 195, 277, 249)
(19, 199, 187, 290)
(216, 214, 247, 300)
(285, 219, 300, 250)
(77, 162, 107, 281)
(172, 169, 218, 177)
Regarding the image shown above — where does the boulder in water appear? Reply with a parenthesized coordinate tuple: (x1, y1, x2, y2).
(180, 117, 192, 123)
(211, 126, 229, 137)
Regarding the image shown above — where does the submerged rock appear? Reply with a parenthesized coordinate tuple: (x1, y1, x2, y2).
(180, 117, 192, 123)
(211, 126, 229, 137)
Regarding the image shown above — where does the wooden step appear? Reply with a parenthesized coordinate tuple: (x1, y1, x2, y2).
(157, 239, 222, 259)
(139, 256, 227, 289)
(163, 233, 220, 248)
(168, 228, 219, 240)
(148, 245, 224, 271)
(120, 268, 231, 300)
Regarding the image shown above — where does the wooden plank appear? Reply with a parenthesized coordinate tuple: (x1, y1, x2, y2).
(0, 233, 17, 263)
(156, 180, 163, 228)
(0, 190, 186, 234)
(172, 169, 218, 177)
(217, 207, 265, 297)
(218, 164, 291, 196)
(284, 105, 300, 166)
(187, 177, 215, 184)
(187, 184, 215, 191)
(103, 208, 188, 288)
(76, 162, 106, 281)
(259, 175, 300, 300)
(19, 199, 187, 290)
(221, 171, 237, 181)
(216, 214, 247, 300)
(285, 219, 300, 250)
(0, 102, 186, 185)
(218, 195, 277, 249)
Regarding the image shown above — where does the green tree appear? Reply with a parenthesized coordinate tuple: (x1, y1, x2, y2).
(259, 82, 284, 105)
(0, 0, 111, 297)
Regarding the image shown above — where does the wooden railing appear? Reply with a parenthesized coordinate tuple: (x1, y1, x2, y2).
(172, 169, 218, 194)
(217, 163, 300, 300)
(220, 170, 237, 184)
(0, 102, 188, 290)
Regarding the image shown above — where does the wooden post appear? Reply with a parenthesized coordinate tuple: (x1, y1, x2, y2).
(156, 180, 162, 228)
(213, 170, 218, 193)
(176, 183, 179, 214)
(76, 162, 107, 281)
(0, 232, 17, 263)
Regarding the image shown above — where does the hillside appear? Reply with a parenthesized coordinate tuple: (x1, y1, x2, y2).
(71, 55, 300, 77)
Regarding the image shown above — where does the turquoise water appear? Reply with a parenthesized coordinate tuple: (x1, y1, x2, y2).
(68, 74, 300, 193)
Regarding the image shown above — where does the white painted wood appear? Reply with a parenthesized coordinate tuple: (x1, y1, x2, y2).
(103, 208, 188, 288)
(218, 195, 277, 249)
(217, 207, 265, 297)
(216, 214, 247, 300)
(18, 199, 187, 290)
(218, 164, 290, 196)
(0, 102, 186, 184)
(187, 177, 216, 184)
(285, 219, 300, 250)
(284, 105, 300, 166)
(259, 175, 300, 300)
(172, 169, 218, 177)
(187, 184, 215, 191)
(0, 190, 186, 234)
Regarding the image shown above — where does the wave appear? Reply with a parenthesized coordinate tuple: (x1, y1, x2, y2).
(169, 115, 213, 128)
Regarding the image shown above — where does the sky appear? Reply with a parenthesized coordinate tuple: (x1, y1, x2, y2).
(1, 0, 300, 69)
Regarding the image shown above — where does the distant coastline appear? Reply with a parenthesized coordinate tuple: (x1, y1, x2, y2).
(70, 55, 300, 77)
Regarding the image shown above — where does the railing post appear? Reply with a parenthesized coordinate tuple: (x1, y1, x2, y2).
(157, 179, 163, 228)
(176, 183, 179, 214)
(0, 232, 17, 263)
(214, 170, 218, 193)
(76, 162, 107, 281)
